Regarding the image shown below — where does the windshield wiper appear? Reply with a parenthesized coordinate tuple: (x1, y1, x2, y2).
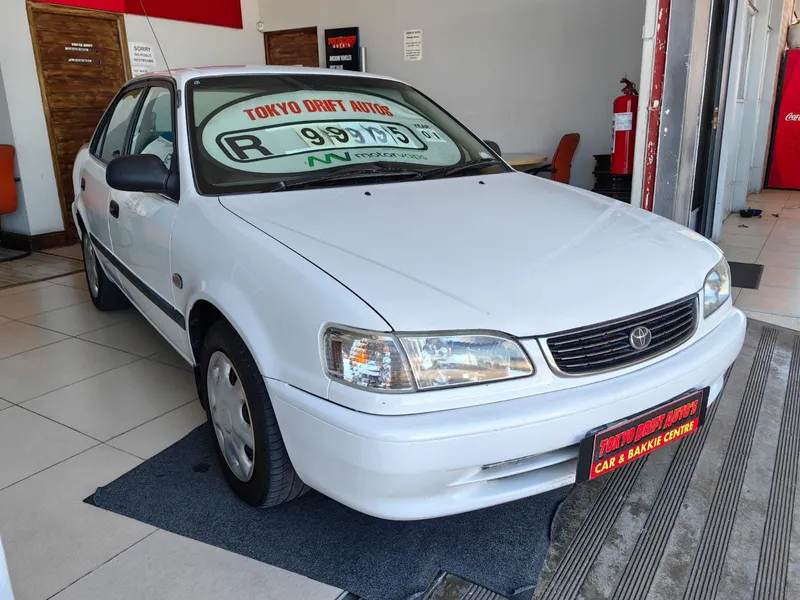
(271, 164, 424, 192)
(421, 158, 506, 180)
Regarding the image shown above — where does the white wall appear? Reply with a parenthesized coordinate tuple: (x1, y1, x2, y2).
(123, 0, 264, 71)
(0, 67, 14, 147)
(0, 0, 64, 235)
(259, 0, 647, 190)
(0, 0, 264, 237)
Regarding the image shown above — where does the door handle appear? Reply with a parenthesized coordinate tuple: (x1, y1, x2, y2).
(80, 178, 85, 191)
(109, 200, 120, 219)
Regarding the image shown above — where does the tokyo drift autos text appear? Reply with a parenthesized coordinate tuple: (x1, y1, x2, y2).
(72, 66, 745, 520)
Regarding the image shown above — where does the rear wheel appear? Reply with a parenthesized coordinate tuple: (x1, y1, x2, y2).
(199, 320, 309, 507)
(82, 234, 129, 311)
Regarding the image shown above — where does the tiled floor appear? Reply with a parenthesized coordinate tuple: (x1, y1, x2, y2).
(720, 189, 800, 330)
(0, 279, 341, 600)
(0, 250, 83, 289)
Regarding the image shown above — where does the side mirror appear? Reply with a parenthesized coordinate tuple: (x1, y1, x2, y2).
(106, 154, 170, 195)
(484, 140, 502, 157)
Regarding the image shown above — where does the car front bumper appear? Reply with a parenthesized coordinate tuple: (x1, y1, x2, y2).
(268, 308, 746, 520)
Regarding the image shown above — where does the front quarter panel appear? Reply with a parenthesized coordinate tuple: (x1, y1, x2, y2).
(171, 195, 391, 399)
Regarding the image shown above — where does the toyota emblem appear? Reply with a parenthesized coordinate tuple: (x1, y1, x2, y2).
(629, 326, 652, 350)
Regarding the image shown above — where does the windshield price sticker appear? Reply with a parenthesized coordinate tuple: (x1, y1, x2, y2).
(202, 91, 461, 173)
(576, 388, 708, 482)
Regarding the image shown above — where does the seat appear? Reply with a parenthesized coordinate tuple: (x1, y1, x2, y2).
(528, 133, 580, 184)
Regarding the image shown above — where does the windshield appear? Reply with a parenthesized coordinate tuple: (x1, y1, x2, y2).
(187, 74, 508, 194)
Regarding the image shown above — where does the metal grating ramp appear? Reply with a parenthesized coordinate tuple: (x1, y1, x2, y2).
(534, 318, 800, 600)
(421, 572, 507, 600)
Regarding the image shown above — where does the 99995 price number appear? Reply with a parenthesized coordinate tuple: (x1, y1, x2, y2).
(293, 121, 425, 150)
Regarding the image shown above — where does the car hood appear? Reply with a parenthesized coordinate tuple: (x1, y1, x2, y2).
(219, 172, 722, 336)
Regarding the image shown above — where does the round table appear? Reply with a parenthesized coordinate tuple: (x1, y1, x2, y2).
(503, 152, 549, 170)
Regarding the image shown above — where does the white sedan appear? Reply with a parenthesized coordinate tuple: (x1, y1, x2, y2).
(72, 66, 745, 520)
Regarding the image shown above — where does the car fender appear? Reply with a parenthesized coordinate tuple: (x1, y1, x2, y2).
(173, 198, 391, 400)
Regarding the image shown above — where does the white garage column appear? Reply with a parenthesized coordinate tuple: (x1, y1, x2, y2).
(0, 0, 64, 236)
(258, 0, 648, 191)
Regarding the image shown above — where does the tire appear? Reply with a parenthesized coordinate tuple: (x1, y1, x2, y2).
(199, 320, 309, 507)
(82, 233, 129, 311)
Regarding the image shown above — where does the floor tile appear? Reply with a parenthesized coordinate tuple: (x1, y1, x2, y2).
(21, 302, 134, 336)
(0, 281, 54, 298)
(0, 399, 9, 411)
(770, 221, 800, 239)
(719, 245, 761, 263)
(750, 190, 790, 204)
(722, 221, 775, 237)
(41, 244, 83, 261)
(757, 250, 800, 269)
(24, 359, 197, 441)
(0, 338, 137, 403)
(718, 233, 767, 249)
(0, 407, 96, 490)
(740, 309, 800, 332)
(763, 236, 800, 252)
(49, 529, 341, 600)
(107, 401, 207, 460)
(760, 266, 800, 290)
(0, 321, 67, 360)
(147, 348, 193, 371)
(0, 445, 155, 600)
(736, 286, 800, 317)
(732, 287, 742, 303)
(0, 285, 89, 320)
(79, 316, 171, 357)
(49, 273, 88, 289)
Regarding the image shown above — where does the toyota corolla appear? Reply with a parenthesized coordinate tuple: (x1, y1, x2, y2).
(72, 66, 746, 520)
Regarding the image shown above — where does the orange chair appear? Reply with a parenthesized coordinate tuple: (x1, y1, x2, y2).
(528, 133, 580, 184)
(0, 145, 18, 216)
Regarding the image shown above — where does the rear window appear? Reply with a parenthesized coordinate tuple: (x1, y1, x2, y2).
(187, 74, 502, 194)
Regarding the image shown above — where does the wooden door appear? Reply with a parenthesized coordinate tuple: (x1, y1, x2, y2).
(27, 2, 130, 243)
(264, 27, 319, 67)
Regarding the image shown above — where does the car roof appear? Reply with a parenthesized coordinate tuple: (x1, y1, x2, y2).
(136, 65, 402, 86)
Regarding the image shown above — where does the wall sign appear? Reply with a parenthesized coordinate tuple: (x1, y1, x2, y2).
(404, 29, 422, 61)
(325, 28, 360, 71)
(129, 42, 156, 67)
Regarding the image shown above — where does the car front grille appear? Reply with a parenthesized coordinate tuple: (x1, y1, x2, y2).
(543, 294, 699, 376)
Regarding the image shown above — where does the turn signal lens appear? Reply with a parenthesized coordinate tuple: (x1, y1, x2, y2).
(323, 328, 413, 391)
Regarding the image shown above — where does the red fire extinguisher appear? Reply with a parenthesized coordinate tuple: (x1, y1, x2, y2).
(611, 78, 639, 175)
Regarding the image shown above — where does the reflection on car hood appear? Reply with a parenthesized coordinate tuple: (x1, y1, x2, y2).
(219, 172, 722, 335)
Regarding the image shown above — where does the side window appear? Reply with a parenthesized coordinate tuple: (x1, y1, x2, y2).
(97, 88, 143, 163)
(130, 86, 174, 170)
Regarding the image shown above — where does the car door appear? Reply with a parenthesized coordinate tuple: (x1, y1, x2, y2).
(81, 86, 145, 276)
(107, 82, 186, 353)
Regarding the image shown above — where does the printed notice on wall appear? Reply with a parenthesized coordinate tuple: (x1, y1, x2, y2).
(132, 65, 151, 77)
(404, 29, 422, 61)
(129, 42, 156, 66)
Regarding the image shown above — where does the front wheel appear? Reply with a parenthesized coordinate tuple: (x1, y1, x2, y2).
(82, 233, 129, 311)
(199, 320, 309, 507)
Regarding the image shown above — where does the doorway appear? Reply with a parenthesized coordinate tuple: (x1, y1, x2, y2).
(695, 0, 738, 238)
(264, 27, 319, 67)
(27, 1, 130, 243)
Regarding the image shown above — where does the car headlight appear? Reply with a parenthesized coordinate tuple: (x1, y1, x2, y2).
(704, 257, 731, 318)
(323, 327, 533, 392)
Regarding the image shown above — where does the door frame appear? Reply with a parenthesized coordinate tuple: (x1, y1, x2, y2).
(26, 1, 132, 243)
(263, 26, 319, 66)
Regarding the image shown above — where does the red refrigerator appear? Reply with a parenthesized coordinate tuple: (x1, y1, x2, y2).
(767, 49, 800, 189)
